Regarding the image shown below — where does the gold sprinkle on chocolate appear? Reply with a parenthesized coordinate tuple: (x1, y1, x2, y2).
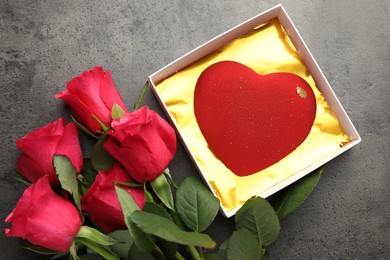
(296, 86, 307, 99)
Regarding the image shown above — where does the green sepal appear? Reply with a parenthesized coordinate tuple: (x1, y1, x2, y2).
(91, 114, 109, 133)
(22, 245, 58, 255)
(150, 173, 175, 211)
(71, 115, 100, 139)
(13, 176, 31, 186)
(76, 226, 118, 246)
(162, 168, 178, 189)
(111, 103, 125, 120)
(69, 240, 80, 260)
(76, 237, 119, 260)
(144, 187, 155, 203)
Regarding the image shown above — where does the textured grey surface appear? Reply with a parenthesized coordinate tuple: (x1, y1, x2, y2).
(1, 0, 389, 259)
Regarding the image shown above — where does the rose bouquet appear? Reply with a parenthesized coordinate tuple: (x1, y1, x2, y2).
(5, 66, 322, 259)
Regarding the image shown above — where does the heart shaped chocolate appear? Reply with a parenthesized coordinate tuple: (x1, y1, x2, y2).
(194, 61, 316, 176)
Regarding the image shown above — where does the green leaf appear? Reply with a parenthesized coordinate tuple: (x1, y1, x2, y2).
(204, 238, 229, 260)
(53, 155, 81, 210)
(127, 222, 156, 253)
(219, 238, 229, 251)
(130, 210, 217, 248)
(79, 254, 106, 260)
(204, 252, 227, 260)
(91, 134, 116, 172)
(269, 166, 323, 220)
(128, 244, 156, 260)
(262, 249, 269, 260)
(51, 252, 70, 259)
(109, 230, 134, 260)
(150, 173, 175, 210)
(23, 245, 58, 255)
(143, 202, 172, 220)
(205, 239, 229, 260)
(76, 226, 118, 246)
(235, 196, 280, 246)
(226, 229, 263, 260)
(111, 103, 125, 120)
(77, 237, 119, 260)
(176, 176, 220, 232)
(80, 158, 98, 186)
(154, 236, 177, 260)
(143, 203, 177, 259)
(115, 185, 140, 215)
(115, 186, 155, 253)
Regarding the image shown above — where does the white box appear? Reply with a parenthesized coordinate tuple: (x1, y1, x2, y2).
(148, 4, 361, 217)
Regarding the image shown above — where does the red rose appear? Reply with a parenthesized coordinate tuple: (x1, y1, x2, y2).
(55, 66, 128, 135)
(81, 164, 145, 233)
(103, 106, 176, 183)
(5, 176, 82, 252)
(16, 118, 83, 186)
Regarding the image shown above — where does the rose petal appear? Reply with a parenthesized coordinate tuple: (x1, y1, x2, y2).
(5, 176, 82, 252)
(56, 122, 83, 173)
(15, 118, 67, 184)
(81, 164, 145, 233)
(16, 118, 65, 142)
(16, 155, 58, 184)
(104, 106, 176, 183)
(65, 66, 110, 121)
(55, 91, 102, 134)
(100, 70, 128, 113)
(25, 194, 81, 252)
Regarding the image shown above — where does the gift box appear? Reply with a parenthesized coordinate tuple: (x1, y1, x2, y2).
(148, 4, 361, 217)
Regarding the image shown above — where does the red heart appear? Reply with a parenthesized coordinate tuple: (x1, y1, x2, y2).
(194, 61, 317, 176)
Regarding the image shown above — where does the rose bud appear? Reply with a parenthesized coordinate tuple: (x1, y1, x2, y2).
(81, 164, 145, 233)
(55, 66, 127, 135)
(16, 118, 83, 186)
(103, 106, 176, 183)
(5, 176, 82, 252)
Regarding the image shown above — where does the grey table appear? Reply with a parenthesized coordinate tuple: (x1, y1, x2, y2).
(1, 1, 389, 259)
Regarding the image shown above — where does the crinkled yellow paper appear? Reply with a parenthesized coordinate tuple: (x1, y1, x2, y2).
(155, 19, 350, 213)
